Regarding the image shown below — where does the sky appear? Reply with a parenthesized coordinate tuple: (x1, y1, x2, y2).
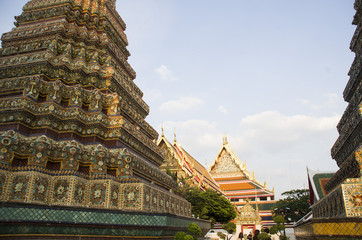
(0, 0, 356, 198)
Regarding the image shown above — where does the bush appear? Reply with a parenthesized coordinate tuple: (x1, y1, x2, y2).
(217, 232, 226, 240)
(184, 235, 194, 240)
(187, 223, 202, 236)
(222, 221, 236, 233)
(257, 232, 270, 240)
(175, 231, 187, 240)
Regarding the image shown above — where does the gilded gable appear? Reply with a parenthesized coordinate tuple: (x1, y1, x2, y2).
(210, 149, 240, 173)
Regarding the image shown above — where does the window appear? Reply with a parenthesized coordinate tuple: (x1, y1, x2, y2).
(11, 155, 28, 167)
(107, 167, 117, 178)
(37, 92, 47, 102)
(60, 97, 70, 107)
(46, 160, 61, 171)
(78, 164, 90, 175)
(82, 101, 90, 111)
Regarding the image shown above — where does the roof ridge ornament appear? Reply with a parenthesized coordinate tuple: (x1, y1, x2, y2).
(223, 135, 228, 145)
(173, 128, 177, 143)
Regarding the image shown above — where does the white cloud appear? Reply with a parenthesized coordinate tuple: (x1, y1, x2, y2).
(241, 110, 339, 132)
(142, 89, 162, 101)
(158, 111, 340, 198)
(298, 93, 344, 111)
(218, 105, 228, 114)
(159, 97, 204, 112)
(155, 65, 178, 82)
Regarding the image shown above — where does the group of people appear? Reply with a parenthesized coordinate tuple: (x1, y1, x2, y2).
(225, 228, 274, 240)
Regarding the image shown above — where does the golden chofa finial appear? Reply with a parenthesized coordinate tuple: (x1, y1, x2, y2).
(161, 123, 164, 137)
(173, 128, 177, 143)
(223, 135, 228, 145)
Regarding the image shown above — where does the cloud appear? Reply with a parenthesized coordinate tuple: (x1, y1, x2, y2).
(298, 93, 344, 111)
(155, 65, 178, 82)
(158, 111, 340, 198)
(160, 97, 204, 112)
(142, 89, 162, 102)
(218, 105, 228, 114)
(239, 110, 340, 153)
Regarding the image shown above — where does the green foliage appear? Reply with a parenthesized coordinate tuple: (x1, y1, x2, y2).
(222, 221, 236, 233)
(184, 235, 194, 240)
(167, 170, 237, 224)
(273, 215, 285, 225)
(269, 225, 278, 235)
(270, 215, 286, 238)
(217, 232, 226, 240)
(187, 223, 202, 236)
(185, 187, 237, 223)
(273, 189, 310, 222)
(175, 231, 187, 240)
(258, 232, 270, 240)
(166, 169, 178, 181)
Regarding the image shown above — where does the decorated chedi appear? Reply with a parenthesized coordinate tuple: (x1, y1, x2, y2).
(295, 1, 362, 239)
(0, 0, 208, 238)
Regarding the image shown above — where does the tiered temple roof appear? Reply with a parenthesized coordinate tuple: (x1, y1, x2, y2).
(209, 136, 276, 225)
(157, 130, 222, 193)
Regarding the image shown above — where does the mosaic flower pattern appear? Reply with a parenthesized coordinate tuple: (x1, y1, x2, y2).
(110, 184, 119, 208)
(90, 183, 106, 207)
(10, 175, 29, 201)
(33, 176, 48, 203)
(53, 180, 69, 203)
(73, 181, 86, 205)
(122, 185, 141, 210)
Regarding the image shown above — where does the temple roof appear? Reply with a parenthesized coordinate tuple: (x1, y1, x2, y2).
(307, 168, 335, 205)
(209, 136, 273, 194)
(157, 132, 221, 193)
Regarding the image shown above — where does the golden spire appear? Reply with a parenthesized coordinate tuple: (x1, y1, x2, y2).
(173, 128, 177, 143)
(161, 122, 164, 137)
(223, 135, 228, 145)
(264, 181, 267, 188)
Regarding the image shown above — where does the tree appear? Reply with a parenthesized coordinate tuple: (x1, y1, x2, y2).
(273, 189, 310, 222)
(185, 187, 237, 224)
(175, 231, 187, 240)
(187, 223, 202, 238)
(270, 215, 286, 240)
(222, 221, 236, 233)
(165, 170, 237, 224)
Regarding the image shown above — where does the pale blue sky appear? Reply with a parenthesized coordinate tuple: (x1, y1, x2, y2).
(0, 0, 356, 198)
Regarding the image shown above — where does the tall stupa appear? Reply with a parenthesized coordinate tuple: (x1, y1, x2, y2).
(0, 0, 209, 239)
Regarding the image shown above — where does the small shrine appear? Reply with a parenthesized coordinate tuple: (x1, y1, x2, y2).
(235, 199, 262, 236)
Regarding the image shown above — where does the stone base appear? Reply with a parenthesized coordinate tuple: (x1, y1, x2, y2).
(294, 217, 362, 240)
(0, 203, 211, 239)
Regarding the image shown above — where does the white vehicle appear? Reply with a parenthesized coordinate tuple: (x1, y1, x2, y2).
(205, 229, 228, 240)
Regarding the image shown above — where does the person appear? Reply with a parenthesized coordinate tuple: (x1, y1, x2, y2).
(238, 231, 243, 240)
(264, 228, 271, 240)
(253, 229, 260, 240)
(226, 229, 235, 240)
(247, 232, 253, 240)
(243, 234, 248, 240)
